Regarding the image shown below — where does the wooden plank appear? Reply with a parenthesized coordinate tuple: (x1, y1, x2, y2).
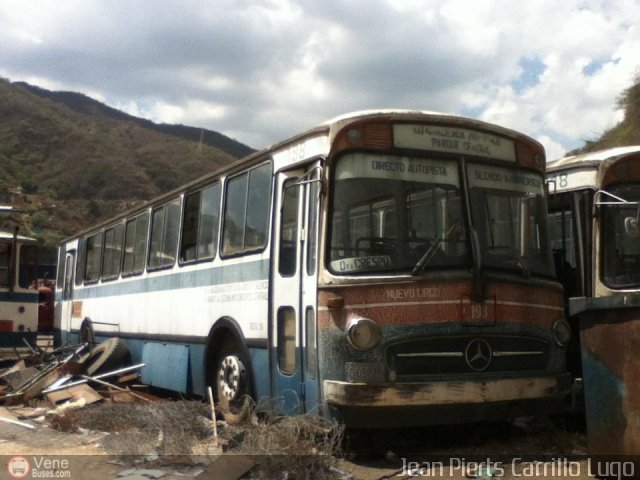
(202, 455, 256, 480)
(46, 384, 103, 406)
(0, 406, 35, 429)
(116, 373, 139, 384)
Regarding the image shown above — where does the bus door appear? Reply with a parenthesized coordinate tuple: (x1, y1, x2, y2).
(271, 162, 321, 415)
(60, 249, 76, 333)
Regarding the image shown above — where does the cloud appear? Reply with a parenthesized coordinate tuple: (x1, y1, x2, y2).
(0, 0, 638, 156)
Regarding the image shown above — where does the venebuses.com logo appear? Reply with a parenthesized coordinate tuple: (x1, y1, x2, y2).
(7, 456, 30, 479)
(5, 456, 72, 479)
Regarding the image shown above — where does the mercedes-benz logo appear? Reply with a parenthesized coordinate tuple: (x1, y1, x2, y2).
(465, 338, 493, 371)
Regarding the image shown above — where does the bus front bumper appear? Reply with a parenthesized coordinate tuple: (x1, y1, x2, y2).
(324, 374, 572, 426)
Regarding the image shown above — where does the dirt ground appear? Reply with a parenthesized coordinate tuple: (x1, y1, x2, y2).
(0, 404, 599, 480)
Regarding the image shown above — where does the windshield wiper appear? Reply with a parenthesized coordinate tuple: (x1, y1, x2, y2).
(411, 223, 457, 275)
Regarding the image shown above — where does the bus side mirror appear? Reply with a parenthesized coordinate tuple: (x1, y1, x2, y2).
(625, 216, 640, 238)
(545, 178, 556, 195)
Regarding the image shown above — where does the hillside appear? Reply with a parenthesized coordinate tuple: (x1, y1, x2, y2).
(15, 82, 254, 159)
(0, 79, 253, 245)
(575, 74, 640, 153)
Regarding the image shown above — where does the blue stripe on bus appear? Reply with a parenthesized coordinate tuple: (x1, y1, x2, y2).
(67, 258, 269, 300)
(0, 332, 38, 347)
(0, 291, 39, 303)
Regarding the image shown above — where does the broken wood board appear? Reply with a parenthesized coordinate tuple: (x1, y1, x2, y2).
(203, 455, 256, 480)
(116, 373, 139, 384)
(46, 384, 103, 406)
(0, 406, 35, 429)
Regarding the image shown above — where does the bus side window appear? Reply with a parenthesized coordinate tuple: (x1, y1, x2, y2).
(84, 232, 103, 282)
(181, 191, 201, 263)
(56, 248, 66, 290)
(75, 237, 86, 286)
(19, 244, 38, 289)
(0, 243, 10, 287)
(548, 207, 578, 295)
(148, 199, 181, 270)
(180, 183, 221, 263)
(102, 224, 124, 280)
(198, 183, 221, 259)
(222, 162, 272, 256)
(279, 180, 300, 276)
(123, 212, 150, 276)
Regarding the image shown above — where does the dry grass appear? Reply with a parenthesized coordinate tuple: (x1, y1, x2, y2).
(224, 413, 345, 480)
(49, 400, 345, 478)
(49, 401, 213, 456)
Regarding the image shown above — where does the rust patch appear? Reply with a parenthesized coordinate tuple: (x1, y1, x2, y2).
(0, 320, 13, 332)
(318, 280, 563, 329)
(71, 301, 83, 319)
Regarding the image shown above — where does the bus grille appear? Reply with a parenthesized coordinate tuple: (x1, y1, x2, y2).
(386, 336, 549, 377)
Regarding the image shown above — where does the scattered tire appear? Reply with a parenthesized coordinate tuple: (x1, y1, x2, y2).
(81, 337, 132, 375)
(214, 338, 254, 424)
(79, 318, 96, 345)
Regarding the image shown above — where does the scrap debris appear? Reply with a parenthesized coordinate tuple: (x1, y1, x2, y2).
(0, 338, 147, 423)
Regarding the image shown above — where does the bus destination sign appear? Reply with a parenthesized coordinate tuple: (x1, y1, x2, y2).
(393, 124, 516, 162)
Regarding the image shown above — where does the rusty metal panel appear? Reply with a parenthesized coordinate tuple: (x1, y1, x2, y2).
(577, 301, 640, 454)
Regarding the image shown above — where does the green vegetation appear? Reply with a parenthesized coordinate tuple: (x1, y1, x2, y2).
(0, 78, 251, 245)
(573, 73, 640, 154)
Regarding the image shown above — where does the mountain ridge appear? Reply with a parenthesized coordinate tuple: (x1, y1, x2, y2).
(0, 78, 254, 245)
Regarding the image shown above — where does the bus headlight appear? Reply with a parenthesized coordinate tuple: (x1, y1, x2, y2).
(347, 318, 382, 350)
(552, 319, 571, 347)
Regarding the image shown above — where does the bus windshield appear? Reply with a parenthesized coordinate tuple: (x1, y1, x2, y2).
(601, 184, 640, 288)
(329, 153, 469, 274)
(329, 154, 554, 278)
(467, 163, 554, 277)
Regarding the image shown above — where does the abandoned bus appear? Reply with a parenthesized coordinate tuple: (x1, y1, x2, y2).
(55, 111, 570, 426)
(548, 146, 640, 453)
(0, 230, 46, 357)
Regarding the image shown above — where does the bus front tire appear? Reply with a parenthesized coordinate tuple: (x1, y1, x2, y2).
(215, 341, 253, 424)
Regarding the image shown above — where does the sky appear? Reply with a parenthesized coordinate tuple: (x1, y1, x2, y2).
(0, 0, 639, 161)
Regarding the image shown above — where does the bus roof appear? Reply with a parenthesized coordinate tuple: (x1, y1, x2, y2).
(59, 110, 543, 244)
(548, 146, 640, 172)
(0, 231, 37, 243)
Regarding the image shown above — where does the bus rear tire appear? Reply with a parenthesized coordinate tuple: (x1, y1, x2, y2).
(215, 340, 253, 424)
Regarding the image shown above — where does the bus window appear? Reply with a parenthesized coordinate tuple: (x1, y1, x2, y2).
(102, 224, 124, 280)
(222, 163, 272, 256)
(329, 153, 467, 274)
(279, 180, 300, 276)
(467, 163, 553, 278)
(305, 307, 317, 378)
(306, 177, 320, 276)
(84, 232, 103, 282)
(601, 184, 640, 287)
(123, 212, 150, 276)
(19, 244, 38, 288)
(149, 199, 181, 270)
(246, 163, 271, 249)
(180, 183, 221, 263)
(181, 191, 201, 263)
(278, 307, 297, 375)
(56, 248, 66, 289)
(0, 243, 9, 287)
(198, 183, 221, 259)
(75, 237, 86, 286)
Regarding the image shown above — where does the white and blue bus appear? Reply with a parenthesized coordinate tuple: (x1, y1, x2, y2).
(55, 111, 571, 426)
(548, 146, 640, 453)
(0, 230, 45, 357)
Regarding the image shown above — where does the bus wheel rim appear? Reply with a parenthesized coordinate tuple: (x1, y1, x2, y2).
(218, 355, 245, 401)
